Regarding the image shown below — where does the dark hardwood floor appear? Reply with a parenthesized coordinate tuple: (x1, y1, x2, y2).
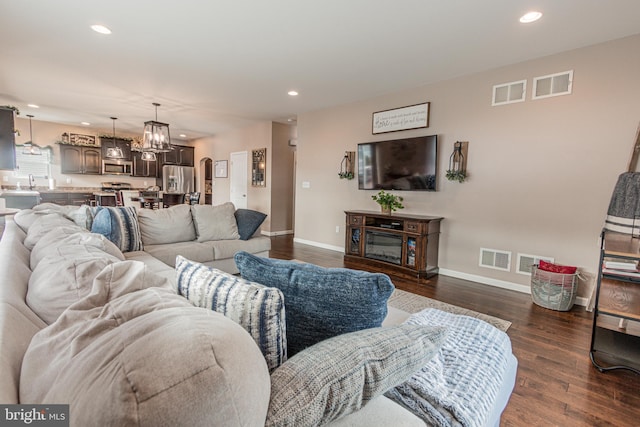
(269, 235, 640, 427)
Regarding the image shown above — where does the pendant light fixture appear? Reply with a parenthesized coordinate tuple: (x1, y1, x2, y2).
(141, 151, 157, 161)
(105, 117, 124, 159)
(142, 102, 172, 153)
(22, 115, 42, 156)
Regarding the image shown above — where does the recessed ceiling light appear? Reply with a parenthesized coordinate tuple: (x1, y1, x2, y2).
(27, 104, 39, 108)
(81, 122, 91, 126)
(91, 24, 112, 35)
(288, 90, 299, 96)
(519, 11, 542, 23)
(179, 134, 187, 138)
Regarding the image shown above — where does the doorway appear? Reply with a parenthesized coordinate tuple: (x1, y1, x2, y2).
(230, 151, 248, 209)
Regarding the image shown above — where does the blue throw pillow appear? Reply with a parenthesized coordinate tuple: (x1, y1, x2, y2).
(234, 209, 267, 240)
(234, 252, 395, 356)
(91, 206, 143, 253)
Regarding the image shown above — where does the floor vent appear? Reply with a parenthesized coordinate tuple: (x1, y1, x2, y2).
(516, 253, 555, 275)
(479, 248, 511, 272)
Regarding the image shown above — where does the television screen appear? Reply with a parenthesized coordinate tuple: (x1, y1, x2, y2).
(358, 135, 437, 191)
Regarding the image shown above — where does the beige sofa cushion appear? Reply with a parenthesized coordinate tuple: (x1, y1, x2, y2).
(23, 214, 76, 249)
(203, 235, 271, 260)
(191, 202, 240, 242)
(30, 228, 124, 270)
(144, 241, 215, 267)
(137, 204, 196, 245)
(20, 261, 270, 427)
(27, 248, 122, 324)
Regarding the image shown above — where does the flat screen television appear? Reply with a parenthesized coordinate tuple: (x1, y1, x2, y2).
(358, 134, 437, 191)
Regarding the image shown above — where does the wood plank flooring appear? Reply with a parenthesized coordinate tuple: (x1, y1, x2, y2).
(269, 235, 640, 427)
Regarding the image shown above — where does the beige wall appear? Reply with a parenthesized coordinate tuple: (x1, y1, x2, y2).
(193, 121, 296, 234)
(294, 34, 640, 299)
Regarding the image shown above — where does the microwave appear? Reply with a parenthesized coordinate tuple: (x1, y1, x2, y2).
(102, 160, 133, 175)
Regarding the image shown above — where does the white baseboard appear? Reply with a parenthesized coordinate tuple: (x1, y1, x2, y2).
(293, 237, 344, 253)
(288, 239, 589, 307)
(439, 268, 588, 307)
(262, 230, 294, 237)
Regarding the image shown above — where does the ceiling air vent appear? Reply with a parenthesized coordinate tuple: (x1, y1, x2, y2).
(492, 79, 526, 106)
(532, 70, 573, 100)
(516, 253, 555, 275)
(479, 248, 511, 272)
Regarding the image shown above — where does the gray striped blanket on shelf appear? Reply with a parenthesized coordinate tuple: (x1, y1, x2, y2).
(386, 308, 511, 427)
(604, 172, 640, 234)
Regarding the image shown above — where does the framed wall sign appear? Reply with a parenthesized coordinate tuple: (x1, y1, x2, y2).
(68, 133, 97, 146)
(214, 160, 228, 178)
(372, 102, 430, 134)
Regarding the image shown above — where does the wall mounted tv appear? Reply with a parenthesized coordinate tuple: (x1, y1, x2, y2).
(358, 135, 437, 191)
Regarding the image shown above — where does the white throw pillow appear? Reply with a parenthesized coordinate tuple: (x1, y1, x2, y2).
(191, 202, 240, 242)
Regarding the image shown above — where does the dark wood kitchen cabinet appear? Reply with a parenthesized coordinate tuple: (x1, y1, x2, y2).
(100, 137, 132, 161)
(60, 145, 102, 174)
(162, 145, 194, 166)
(132, 150, 158, 177)
(0, 107, 17, 170)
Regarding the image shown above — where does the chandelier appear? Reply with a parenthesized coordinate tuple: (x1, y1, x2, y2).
(142, 102, 172, 155)
(104, 117, 124, 159)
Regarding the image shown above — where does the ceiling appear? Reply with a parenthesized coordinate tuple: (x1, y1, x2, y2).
(1, 1, 639, 140)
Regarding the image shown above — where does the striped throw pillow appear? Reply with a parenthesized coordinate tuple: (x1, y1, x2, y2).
(176, 256, 287, 372)
(90, 206, 143, 253)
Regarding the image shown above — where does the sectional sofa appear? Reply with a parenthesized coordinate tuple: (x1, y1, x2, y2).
(0, 203, 517, 426)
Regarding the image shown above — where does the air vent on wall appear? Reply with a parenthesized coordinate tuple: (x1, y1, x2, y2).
(479, 248, 511, 272)
(532, 70, 573, 100)
(516, 253, 555, 275)
(492, 79, 526, 106)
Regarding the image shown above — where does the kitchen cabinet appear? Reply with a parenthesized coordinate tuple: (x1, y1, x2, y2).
(60, 145, 102, 174)
(39, 192, 95, 206)
(100, 137, 132, 161)
(162, 145, 194, 166)
(132, 151, 158, 177)
(0, 108, 16, 170)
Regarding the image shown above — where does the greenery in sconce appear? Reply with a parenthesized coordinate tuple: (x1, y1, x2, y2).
(371, 190, 404, 212)
(338, 171, 354, 180)
(446, 169, 467, 183)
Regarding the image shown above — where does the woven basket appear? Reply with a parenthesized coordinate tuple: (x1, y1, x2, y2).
(530, 265, 578, 311)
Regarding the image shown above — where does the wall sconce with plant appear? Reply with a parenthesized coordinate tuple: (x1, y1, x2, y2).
(372, 190, 404, 214)
(446, 141, 468, 183)
(338, 151, 355, 180)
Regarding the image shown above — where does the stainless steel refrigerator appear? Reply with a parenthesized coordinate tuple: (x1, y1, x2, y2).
(162, 165, 194, 193)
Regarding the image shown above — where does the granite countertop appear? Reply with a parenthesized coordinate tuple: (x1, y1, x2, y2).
(1, 186, 146, 194)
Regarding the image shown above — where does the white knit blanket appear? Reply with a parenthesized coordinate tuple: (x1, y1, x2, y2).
(385, 308, 512, 427)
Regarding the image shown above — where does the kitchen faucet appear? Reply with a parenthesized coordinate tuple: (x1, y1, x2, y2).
(28, 174, 35, 190)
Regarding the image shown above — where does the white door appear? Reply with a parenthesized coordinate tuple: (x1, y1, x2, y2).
(230, 151, 248, 209)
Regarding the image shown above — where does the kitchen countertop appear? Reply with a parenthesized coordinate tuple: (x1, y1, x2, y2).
(1, 187, 146, 194)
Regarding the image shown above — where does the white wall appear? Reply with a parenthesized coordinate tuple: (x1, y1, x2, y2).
(294, 34, 640, 298)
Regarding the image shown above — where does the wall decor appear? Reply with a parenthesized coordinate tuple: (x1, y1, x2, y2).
(446, 141, 468, 183)
(252, 148, 266, 187)
(68, 133, 97, 146)
(372, 102, 430, 134)
(339, 151, 355, 179)
(214, 160, 228, 178)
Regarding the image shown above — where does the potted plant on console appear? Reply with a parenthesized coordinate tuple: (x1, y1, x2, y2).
(371, 190, 404, 214)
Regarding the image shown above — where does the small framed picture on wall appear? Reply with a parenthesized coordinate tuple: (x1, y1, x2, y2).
(214, 160, 228, 178)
